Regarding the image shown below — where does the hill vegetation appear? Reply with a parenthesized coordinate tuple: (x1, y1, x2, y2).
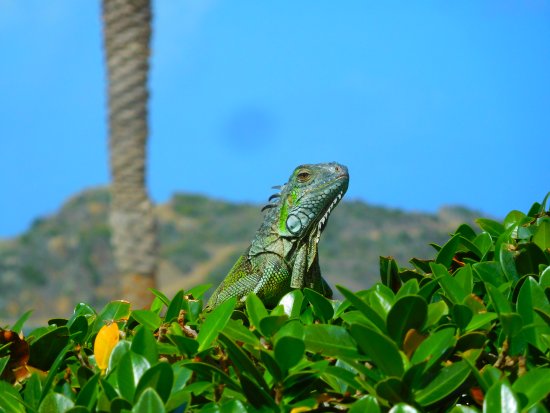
(0, 188, 480, 323)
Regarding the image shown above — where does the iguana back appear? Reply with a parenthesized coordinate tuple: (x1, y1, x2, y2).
(207, 162, 349, 309)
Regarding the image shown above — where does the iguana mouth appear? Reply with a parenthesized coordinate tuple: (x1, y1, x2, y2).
(317, 190, 344, 232)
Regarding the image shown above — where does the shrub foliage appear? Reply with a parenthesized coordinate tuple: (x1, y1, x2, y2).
(1, 194, 549, 412)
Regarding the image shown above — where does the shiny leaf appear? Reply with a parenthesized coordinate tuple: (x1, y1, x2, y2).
(304, 324, 359, 358)
(131, 310, 162, 331)
(483, 382, 520, 413)
(350, 324, 404, 377)
(303, 288, 334, 322)
(386, 295, 427, 346)
(274, 336, 304, 371)
(415, 361, 470, 406)
(512, 367, 550, 409)
(336, 285, 386, 333)
(39, 393, 74, 413)
(132, 388, 165, 413)
(117, 351, 151, 402)
(134, 362, 174, 403)
(197, 297, 236, 352)
(131, 325, 159, 365)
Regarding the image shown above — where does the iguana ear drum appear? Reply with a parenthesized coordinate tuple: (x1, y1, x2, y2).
(286, 214, 302, 234)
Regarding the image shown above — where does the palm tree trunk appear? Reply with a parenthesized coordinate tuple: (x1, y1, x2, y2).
(102, 0, 157, 308)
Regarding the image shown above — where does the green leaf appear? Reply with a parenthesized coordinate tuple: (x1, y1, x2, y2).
(167, 334, 199, 358)
(387, 295, 427, 346)
(411, 328, 456, 371)
(458, 236, 483, 259)
(454, 265, 473, 296)
(436, 233, 462, 268)
(465, 312, 498, 332)
(376, 377, 409, 404)
(184, 362, 240, 392)
(483, 382, 520, 413)
(117, 351, 151, 402)
(500, 313, 523, 337)
(93, 300, 131, 335)
(500, 243, 521, 282)
(517, 276, 550, 349)
(75, 372, 100, 409)
(426, 301, 448, 327)
(0, 381, 25, 413)
(279, 289, 304, 318)
(132, 388, 165, 413)
(350, 323, 404, 377)
(389, 404, 422, 413)
(476, 218, 505, 237)
(39, 393, 75, 413)
(323, 365, 361, 392)
(533, 219, 550, 250)
(260, 350, 283, 382)
(274, 336, 305, 371)
(186, 283, 212, 299)
(68, 315, 88, 344)
(239, 372, 277, 410)
(304, 324, 360, 359)
(245, 293, 268, 334)
(515, 243, 548, 276)
(415, 360, 470, 406)
(131, 325, 159, 365)
(370, 284, 395, 318)
(485, 283, 512, 314)
(11, 309, 33, 334)
(197, 297, 236, 352)
(132, 310, 162, 331)
(150, 288, 171, 306)
(0, 356, 8, 377)
(259, 315, 288, 337)
(452, 304, 473, 331)
(65, 407, 90, 413)
(348, 394, 381, 413)
(303, 288, 334, 321)
(474, 232, 493, 258)
(165, 290, 184, 323)
(395, 279, 420, 300)
(431, 262, 468, 303)
(336, 285, 386, 333)
(512, 367, 550, 409)
(134, 362, 174, 403)
(380, 256, 401, 293)
(28, 326, 70, 371)
(222, 318, 258, 346)
(218, 333, 269, 391)
(474, 262, 506, 286)
(23, 373, 42, 411)
(108, 340, 131, 373)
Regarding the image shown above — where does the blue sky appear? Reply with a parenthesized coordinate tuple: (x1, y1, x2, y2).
(1, 1, 549, 238)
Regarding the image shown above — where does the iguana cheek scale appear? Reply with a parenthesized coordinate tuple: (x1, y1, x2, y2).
(206, 162, 349, 309)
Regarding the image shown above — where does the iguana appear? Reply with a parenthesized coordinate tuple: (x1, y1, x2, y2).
(206, 162, 349, 309)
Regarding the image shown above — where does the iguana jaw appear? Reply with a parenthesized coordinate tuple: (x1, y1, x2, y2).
(317, 190, 344, 232)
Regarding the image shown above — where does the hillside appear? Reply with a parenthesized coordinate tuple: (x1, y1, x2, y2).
(0, 188, 481, 324)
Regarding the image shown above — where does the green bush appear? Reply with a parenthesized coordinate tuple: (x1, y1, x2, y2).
(1, 194, 549, 412)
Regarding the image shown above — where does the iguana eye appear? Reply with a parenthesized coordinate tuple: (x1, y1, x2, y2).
(297, 171, 311, 182)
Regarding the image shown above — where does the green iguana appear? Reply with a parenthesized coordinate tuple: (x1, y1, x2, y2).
(206, 162, 349, 309)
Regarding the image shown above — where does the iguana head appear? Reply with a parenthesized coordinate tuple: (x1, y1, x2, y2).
(271, 162, 349, 239)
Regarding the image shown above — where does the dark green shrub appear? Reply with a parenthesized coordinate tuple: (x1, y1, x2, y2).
(1, 194, 549, 412)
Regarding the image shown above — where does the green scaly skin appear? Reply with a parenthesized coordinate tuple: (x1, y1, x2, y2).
(206, 162, 349, 309)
